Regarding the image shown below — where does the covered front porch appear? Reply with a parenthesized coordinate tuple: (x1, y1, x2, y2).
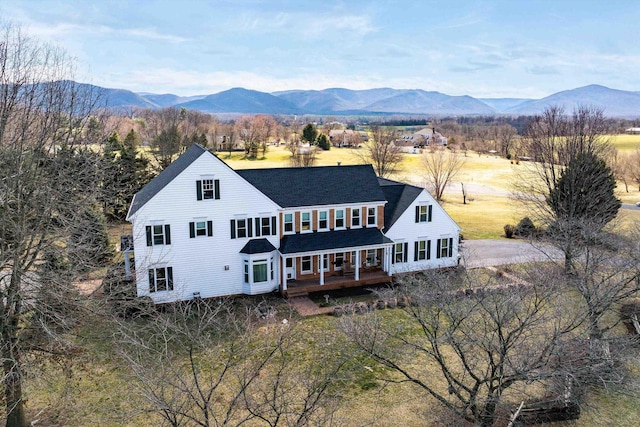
(278, 228, 394, 297)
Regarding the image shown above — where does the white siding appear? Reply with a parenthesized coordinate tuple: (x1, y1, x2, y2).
(384, 189, 461, 274)
(129, 152, 281, 303)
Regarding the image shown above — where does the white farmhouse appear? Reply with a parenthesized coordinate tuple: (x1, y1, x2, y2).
(126, 144, 461, 303)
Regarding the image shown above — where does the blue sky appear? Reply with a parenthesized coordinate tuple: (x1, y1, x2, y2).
(4, 0, 639, 98)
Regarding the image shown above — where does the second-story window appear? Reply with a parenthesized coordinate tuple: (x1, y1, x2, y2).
(335, 209, 345, 229)
(301, 212, 311, 232)
(146, 224, 171, 246)
(318, 211, 328, 230)
(196, 179, 220, 200)
(416, 205, 432, 222)
(284, 213, 294, 233)
(367, 207, 377, 227)
(351, 208, 361, 228)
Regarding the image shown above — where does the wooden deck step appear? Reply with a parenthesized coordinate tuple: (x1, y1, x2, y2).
(286, 287, 309, 298)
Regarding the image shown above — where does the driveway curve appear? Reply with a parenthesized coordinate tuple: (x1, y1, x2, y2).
(461, 239, 563, 269)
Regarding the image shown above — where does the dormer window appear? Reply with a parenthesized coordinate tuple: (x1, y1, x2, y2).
(367, 207, 377, 227)
(351, 207, 361, 228)
(301, 212, 311, 232)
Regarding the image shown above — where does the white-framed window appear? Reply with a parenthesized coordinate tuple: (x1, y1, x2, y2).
(270, 257, 274, 281)
(301, 212, 312, 233)
(414, 240, 431, 261)
(253, 259, 268, 283)
(367, 207, 377, 227)
(366, 249, 377, 266)
(196, 178, 220, 200)
(190, 220, 213, 238)
(335, 209, 345, 229)
(416, 204, 432, 223)
(244, 260, 249, 283)
(394, 242, 408, 263)
(437, 238, 453, 258)
(351, 207, 361, 228)
(146, 224, 171, 246)
(321, 254, 329, 270)
(254, 216, 276, 237)
(318, 210, 329, 231)
(284, 213, 294, 234)
(301, 256, 312, 274)
(148, 266, 173, 292)
(237, 219, 248, 238)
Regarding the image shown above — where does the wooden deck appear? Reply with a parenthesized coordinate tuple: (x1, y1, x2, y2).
(284, 269, 392, 297)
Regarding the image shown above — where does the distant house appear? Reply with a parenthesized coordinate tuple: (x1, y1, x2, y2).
(125, 144, 461, 303)
(328, 129, 367, 147)
(625, 127, 640, 134)
(396, 127, 448, 152)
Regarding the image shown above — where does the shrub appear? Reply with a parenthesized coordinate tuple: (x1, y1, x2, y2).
(504, 224, 515, 238)
(515, 216, 536, 237)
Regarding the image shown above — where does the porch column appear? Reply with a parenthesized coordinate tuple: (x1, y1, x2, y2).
(355, 251, 360, 280)
(319, 254, 325, 285)
(386, 247, 392, 276)
(281, 256, 287, 291)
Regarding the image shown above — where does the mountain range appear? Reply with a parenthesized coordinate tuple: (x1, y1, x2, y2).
(94, 83, 640, 117)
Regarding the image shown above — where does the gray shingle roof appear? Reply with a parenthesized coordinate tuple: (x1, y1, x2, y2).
(237, 164, 386, 208)
(279, 228, 393, 254)
(378, 177, 423, 230)
(239, 238, 277, 254)
(127, 144, 208, 218)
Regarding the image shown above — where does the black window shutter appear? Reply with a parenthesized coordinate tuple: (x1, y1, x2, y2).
(167, 267, 174, 290)
(248, 219, 253, 237)
(189, 222, 195, 238)
(148, 269, 155, 292)
(392, 245, 396, 264)
(207, 221, 213, 236)
(404, 242, 408, 262)
(196, 180, 203, 200)
(427, 240, 431, 260)
(415, 206, 420, 222)
(230, 219, 236, 239)
(146, 226, 152, 246)
(436, 239, 441, 259)
(214, 179, 220, 199)
(414, 241, 418, 261)
(448, 238, 453, 257)
(271, 216, 276, 235)
(164, 224, 171, 245)
(255, 218, 261, 237)
(428, 205, 433, 222)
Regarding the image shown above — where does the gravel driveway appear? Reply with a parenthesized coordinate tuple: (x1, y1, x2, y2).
(461, 239, 563, 268)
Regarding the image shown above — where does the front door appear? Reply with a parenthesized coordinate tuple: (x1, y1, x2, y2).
(286, 257, 296, 280)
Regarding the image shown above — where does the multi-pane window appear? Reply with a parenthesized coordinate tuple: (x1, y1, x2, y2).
(318, 211, 328, 230)
(394, 242, 408, 263)
(254, 216, 276, 236)
(415, 240, 429, 261)
(351, 208, 361, 227)
(146, 224, 171, 246)
(236, 219, 248, 238)
(416, 205, 432, 223)
(301, 256, 312, 273)
(244, 260, 249, 283)
(284, 213, 294, 233)
(148, 267, 173, 292)
(366, 249, 377, 266)
(335, 253, 344, 269)
(301, 212, 311, 232)
(253, 259, 268, 283)
(261, 217, 271, 235)
(322, 254, 329, 270)
(367, 207, 377, 226)
(190, 221, 213, 238)
(335, 209, 345, 229)
(437, 238, 453, 258)
(196, 179, 220, 200)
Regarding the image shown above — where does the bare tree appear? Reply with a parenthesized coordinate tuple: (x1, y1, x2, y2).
(627, 148, 640, 191)
(114, 300, 352, 426)
(493, 124, 518, 157)
(341, 269, 582, 427)
(0, 22, 104, 427)
(354, 126, 403, 178)
(422, 149, 465, 201)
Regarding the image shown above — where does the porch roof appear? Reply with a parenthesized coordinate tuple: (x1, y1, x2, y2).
(279, 228, 393, 255)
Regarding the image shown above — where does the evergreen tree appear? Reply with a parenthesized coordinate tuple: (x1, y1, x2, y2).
(316, 133, 330, 150)
(301, 123, 318, 144)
